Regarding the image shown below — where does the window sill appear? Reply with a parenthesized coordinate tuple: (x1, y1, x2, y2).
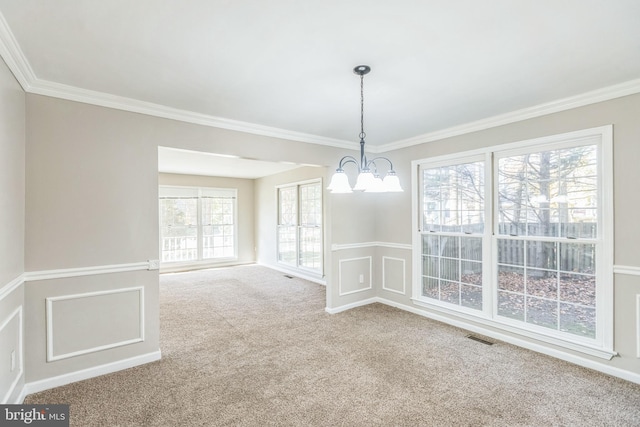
(411, 297, 617, 360)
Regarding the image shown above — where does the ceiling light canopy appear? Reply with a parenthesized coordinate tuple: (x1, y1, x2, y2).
(327, 66, 403, 194)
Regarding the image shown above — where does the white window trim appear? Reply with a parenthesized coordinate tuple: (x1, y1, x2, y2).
(411, 125, 615, 359)
(276, 178, 324, 276)
(159, 185, 238, 265)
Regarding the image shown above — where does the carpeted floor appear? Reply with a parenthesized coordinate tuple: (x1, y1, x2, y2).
(25, 265, 640, 426)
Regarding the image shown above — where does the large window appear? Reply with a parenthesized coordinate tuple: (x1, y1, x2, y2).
(277, 180, 323, 273)
(159, 186, 237, 263)
(414, 127, 613, 356)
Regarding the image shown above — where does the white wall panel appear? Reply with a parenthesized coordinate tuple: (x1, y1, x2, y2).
(46, 287, 144, 362)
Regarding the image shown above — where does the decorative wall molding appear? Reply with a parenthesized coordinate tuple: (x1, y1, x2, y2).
(331, 241, 412, 251)
(2, 7, 640, 153)
(338, 256, 373, 296)
(637, 294, 640, 359)
(379, 78, 640, 152)
(32, 79, 357, 150)
(0, 306, 23, 404)
(46, 287, 144, 362)
(25, 261, 158, 282)
(0, 11, 35, 90)
(0, 274, 24, 301)
(18, 350, 161, 402)
(614, 265, 640, 276)
(382, 256, 406, 295)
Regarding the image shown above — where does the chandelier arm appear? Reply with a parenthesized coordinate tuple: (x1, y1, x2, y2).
(366, 156, 396, 172)
(337, 155, 360, 171)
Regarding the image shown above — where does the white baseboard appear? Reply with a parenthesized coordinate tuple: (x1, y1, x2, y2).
(16, 350, 161, 403)
(160, 260, 254, 274)
(373, 297, 640, 385)
(325, 297, 378, 314)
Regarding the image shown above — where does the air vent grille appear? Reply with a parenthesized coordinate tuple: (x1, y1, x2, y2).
(466, 335, 494, 345)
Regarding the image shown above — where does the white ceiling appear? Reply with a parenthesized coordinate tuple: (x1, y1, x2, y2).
(1, 1, 639, 153)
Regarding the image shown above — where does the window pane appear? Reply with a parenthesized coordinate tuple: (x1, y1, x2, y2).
(460, 237, 482, 261)
(441, 258, 459, 281)
(440, 236, 459, 258)
(559, 243, 595, 274)
(559, 303, 596, 338)
(526, 241, 557, 270)
(422, 235, 439, 256)
(526, 297, 558, 330)
(422, 277, 439, 299)
(461, 285, 482, 310)
(159, 198, 198, 262)
(279, 187, 297, 225)
(498, 291, 524, 321)
(422, 161, 484, 234)
(498, 145, 597, 238)
(422, 255, 439, 277)
(202, 197, 234, 259)
(559, 273, 595, 307)
(498, 239, 524, 266)
(440, 280, 459, 304)
(277, 225, 296, 264)
(461, 261, 482, 285)
(526, 269, 557, 299)
(298, 183, 322, 272)
(498, 266, 524, 293)
(299, 226, 322, 270)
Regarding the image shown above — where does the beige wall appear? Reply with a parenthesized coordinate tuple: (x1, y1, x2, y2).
(158, 173, 256, 268)
(373, 93, 640, 377)
(0, 56, 25, 403)
(0, 57, 24, 284)
(11, 73, 640, 393)
(22, 93, 375, 386)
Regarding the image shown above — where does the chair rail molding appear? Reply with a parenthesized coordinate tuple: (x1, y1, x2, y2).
(24, 260, 160, 282)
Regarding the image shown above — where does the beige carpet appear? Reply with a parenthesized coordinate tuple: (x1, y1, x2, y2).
(25, 265, 640, 426)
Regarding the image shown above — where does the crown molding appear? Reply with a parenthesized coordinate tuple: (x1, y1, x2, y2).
(1, 9, 639, 154)
(0, 8, 357, 151)
(28, 78, 357, 150)
(378, 78, 640, 153)
(0, 10, 36, 90)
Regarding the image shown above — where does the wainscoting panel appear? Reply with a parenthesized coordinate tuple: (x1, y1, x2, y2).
(382, 256, 406, 295)
(0, 306, 23, 403)
(46, 287, 144, 362)
(637, 294, 640, 359)
(339, 257, 372, 296)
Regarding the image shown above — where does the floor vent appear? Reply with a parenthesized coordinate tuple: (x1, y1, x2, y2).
(466, 335, 494, 345)
(284, 275, 294, 279)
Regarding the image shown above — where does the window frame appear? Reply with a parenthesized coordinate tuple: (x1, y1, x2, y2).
(411, 126, 614, 359)
(416, 153, 492, 317)
(276, 178, 323, 276)
(159, 185, 238, 265)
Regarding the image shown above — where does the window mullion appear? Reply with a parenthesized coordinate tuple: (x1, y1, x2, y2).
(486, 150, 495, 319)
(197, 191, 203, 261)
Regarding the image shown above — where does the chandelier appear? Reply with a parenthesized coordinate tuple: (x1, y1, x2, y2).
(327, 65, 403, 193)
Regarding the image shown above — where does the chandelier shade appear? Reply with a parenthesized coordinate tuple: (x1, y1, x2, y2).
(327, 65, 403, 194)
